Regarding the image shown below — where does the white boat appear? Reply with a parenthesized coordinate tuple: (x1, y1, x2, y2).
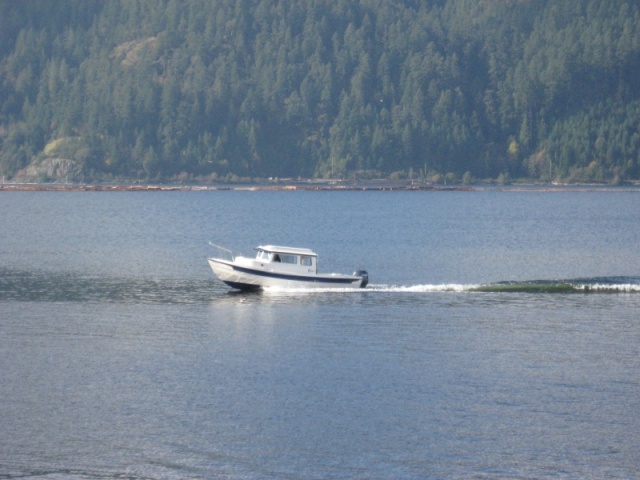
(207, 243, 368, 291)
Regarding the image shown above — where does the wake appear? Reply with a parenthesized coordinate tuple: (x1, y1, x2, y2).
(264, 277, 640, 294)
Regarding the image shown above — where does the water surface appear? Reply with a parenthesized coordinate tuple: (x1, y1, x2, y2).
(1, 189, 639, 479)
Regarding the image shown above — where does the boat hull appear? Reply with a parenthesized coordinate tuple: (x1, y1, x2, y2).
(207, 258, 367, 290)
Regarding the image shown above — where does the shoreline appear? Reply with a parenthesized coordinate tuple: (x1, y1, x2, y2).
(1, 182, 638, 192)
(0, 183, 472, 192)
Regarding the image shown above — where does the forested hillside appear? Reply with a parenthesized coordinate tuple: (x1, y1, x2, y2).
(1, 0, 640, 183)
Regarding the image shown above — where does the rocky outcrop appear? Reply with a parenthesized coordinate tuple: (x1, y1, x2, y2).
(17, 158, 84, 183)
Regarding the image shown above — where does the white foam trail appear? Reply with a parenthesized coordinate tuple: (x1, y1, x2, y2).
(263, 286, 363, 294)
(262, 282, 640, 294)
(369, 283, 479, 292)
(263, 283, 479, 294)
(578, 283, 640, 292)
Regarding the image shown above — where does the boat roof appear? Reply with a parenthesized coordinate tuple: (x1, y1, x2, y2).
(256, 245, 317, 256)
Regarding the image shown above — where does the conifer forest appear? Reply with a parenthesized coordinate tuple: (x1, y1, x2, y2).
(1, 0, 640, 183)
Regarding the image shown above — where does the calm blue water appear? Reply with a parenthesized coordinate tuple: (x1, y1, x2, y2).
(1, 189, 640, 479)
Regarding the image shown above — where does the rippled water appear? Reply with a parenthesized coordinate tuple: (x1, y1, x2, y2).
(1, 189, 640, 479)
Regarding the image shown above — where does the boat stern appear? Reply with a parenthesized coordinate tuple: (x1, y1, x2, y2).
(354, 270, 369, 288)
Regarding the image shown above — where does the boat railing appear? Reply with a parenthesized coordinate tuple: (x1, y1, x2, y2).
(208, 242, 236, 261)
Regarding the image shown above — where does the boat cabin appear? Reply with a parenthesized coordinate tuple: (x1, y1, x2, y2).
(255, 245, 317, 274)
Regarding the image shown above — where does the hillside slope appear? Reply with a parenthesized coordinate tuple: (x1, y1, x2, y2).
(1, 0, 639, 183)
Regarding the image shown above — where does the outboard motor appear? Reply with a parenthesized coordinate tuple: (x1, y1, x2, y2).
(354, 270, 369, 288)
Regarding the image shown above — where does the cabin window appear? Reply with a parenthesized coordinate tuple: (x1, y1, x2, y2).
(257, 250, 270, 261)
(279, 254, 297, 264)
(301, 256, 312, 266)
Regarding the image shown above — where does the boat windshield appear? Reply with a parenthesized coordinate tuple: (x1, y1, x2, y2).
(256, 250, 270, 262)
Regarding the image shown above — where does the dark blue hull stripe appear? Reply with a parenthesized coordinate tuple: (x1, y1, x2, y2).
(213, 260, 360, 285)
